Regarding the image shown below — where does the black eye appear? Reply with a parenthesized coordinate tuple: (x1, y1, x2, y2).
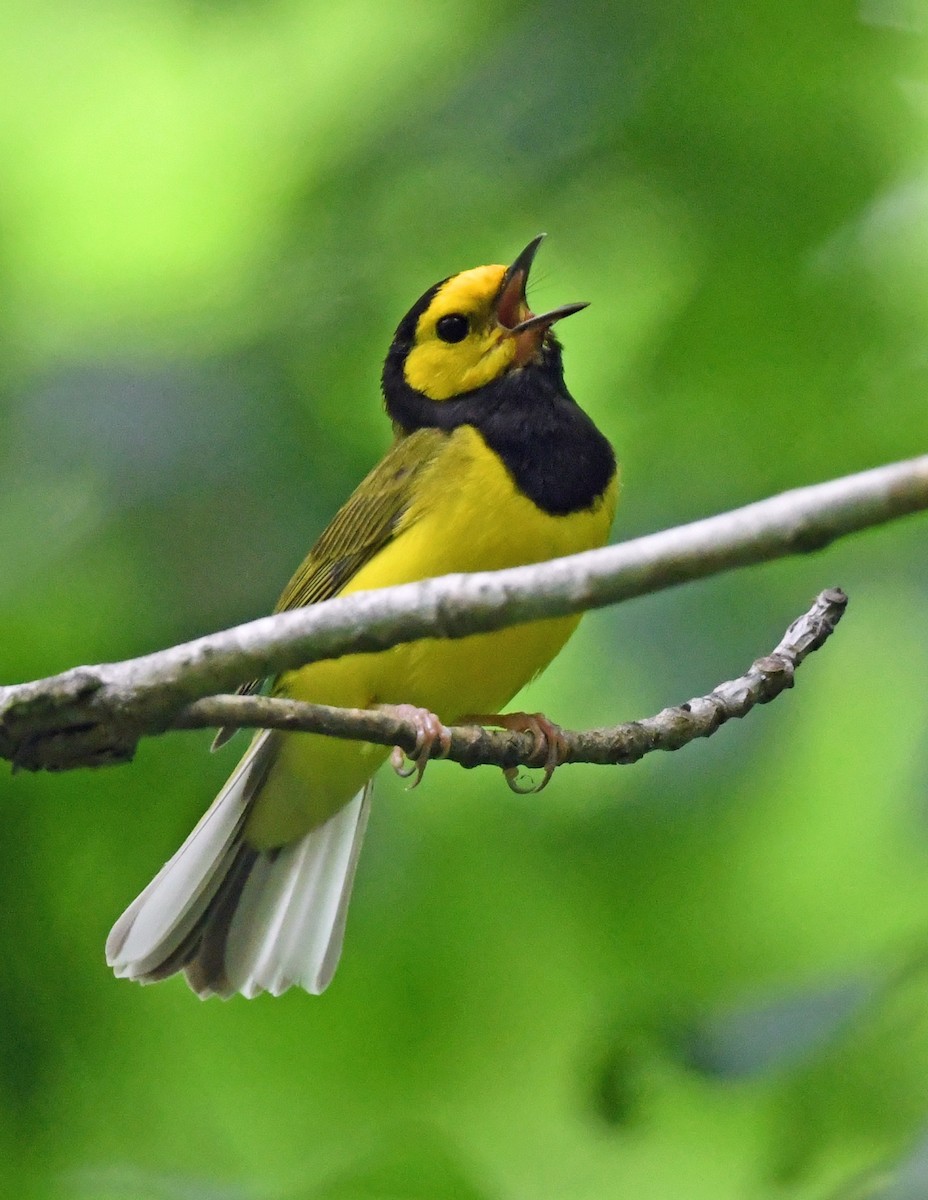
(436, 313, 470, 343)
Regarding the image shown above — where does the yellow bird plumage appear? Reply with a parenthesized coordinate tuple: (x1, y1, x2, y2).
(107, 238, 618, 998)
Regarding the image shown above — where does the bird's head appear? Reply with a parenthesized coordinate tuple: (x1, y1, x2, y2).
(382, 236, 588, 427)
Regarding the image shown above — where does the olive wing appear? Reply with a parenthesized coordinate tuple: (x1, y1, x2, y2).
(212, 428, 446, 749)
(273, 427, 445, 612)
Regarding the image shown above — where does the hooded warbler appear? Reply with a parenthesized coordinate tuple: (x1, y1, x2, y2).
(107, 236, 618, 999)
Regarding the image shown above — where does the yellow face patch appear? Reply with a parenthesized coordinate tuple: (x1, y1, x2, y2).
(402, 264, 527, 401)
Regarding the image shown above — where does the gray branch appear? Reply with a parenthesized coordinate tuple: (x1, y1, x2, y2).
(0, 454, 925, 772)
(172, 588, 847, 777)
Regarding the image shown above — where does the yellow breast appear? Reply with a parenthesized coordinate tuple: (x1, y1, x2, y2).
(246, 426, 617, 847)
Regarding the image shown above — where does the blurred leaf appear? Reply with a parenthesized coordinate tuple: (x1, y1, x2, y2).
(833, 1128, 928, 1199)
(307, 1133, 491, 1200)
(682, 975, 879, 1080)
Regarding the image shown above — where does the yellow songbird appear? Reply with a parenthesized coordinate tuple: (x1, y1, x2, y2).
(107, 237, 618, 999)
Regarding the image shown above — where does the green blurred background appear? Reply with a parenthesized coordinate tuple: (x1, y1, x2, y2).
(1, 1, 927, 1197)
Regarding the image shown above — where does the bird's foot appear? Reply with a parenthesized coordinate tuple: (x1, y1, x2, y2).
(383, 704, 452, 788)
(459, 710, 570, 794)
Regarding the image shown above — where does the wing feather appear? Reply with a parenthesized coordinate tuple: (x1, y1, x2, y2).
(274, 427, 445, 613)
(212, 427, 446, 748)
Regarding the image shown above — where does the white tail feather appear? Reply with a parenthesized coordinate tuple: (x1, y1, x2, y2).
(106, 731, 273, 978)
(224, 785, 371, 998)
(106, 730, 371, 999)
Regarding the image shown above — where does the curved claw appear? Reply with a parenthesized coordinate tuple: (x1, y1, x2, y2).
(459, 710, 570, 794)
(383, 704, 452, 789)
(503, 765, 544, 795)
(532, 760, 557, 793)
(390, 745, 418, 779)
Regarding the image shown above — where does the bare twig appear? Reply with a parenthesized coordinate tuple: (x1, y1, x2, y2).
(0, 454, 924, 773)
(169, 588, 846, 777)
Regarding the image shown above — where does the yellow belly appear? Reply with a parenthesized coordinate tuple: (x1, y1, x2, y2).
(246, 426, 617, 848)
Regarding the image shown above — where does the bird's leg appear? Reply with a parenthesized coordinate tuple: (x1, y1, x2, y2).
(380, 704, 452, 788)
(457, 711, 570, 794)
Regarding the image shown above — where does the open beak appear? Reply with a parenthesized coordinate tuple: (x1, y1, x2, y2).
(494, 234, 589, 365)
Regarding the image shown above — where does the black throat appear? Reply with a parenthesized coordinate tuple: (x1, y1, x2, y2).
(381, 339, 616, 517)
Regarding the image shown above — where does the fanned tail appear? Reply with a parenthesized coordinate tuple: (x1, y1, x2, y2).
(106, 731, 372, 998)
